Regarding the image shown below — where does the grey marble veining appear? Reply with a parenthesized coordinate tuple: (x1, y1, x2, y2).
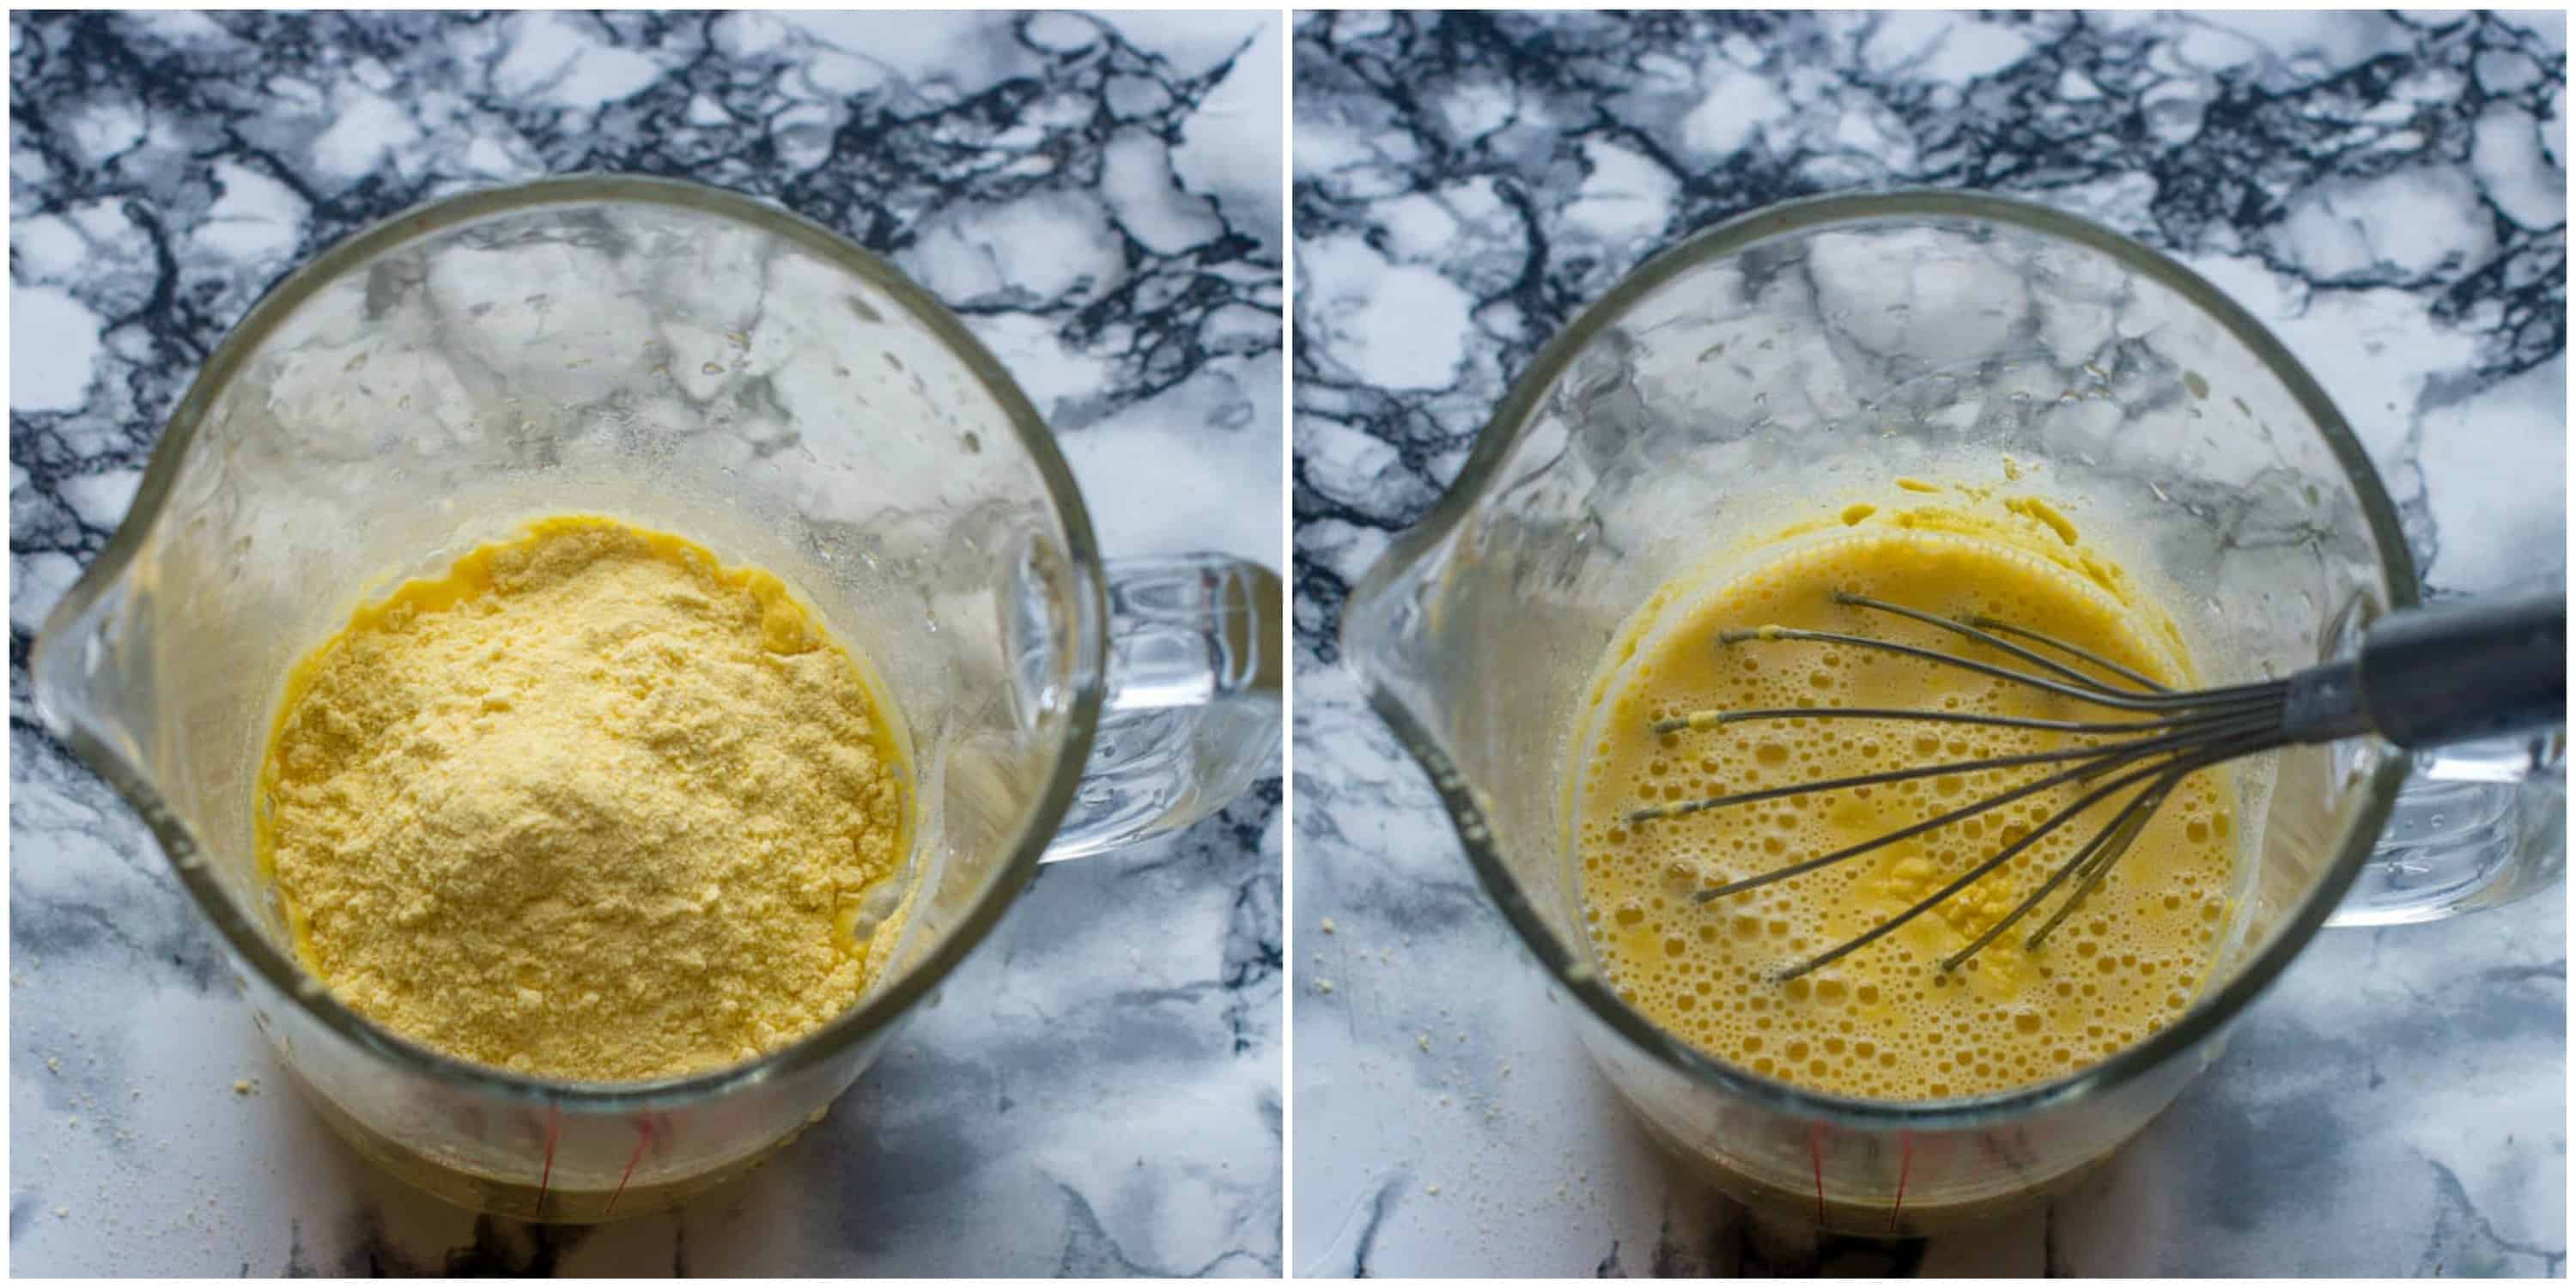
(1292, 9, 2563, 1276)
(10, 9, 1281, 1276)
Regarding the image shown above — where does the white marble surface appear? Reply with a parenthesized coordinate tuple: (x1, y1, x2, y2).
(10, 10, 1281, 1275)
(1292, 10, 2564, 1276)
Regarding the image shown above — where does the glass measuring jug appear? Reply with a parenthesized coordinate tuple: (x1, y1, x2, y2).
(1340, 190, 2562, 1232)
(29, 176, 1282, 1221)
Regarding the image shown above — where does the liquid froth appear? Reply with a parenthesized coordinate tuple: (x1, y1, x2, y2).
(1575, 528, 2239, 1100)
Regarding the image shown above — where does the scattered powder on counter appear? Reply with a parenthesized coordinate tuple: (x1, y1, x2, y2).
(263, 517, 907, 1081)
(1319, 917, 1337, 934)
(1416, 1033, 1431, 1053)
(1316, 979, 1335, 994)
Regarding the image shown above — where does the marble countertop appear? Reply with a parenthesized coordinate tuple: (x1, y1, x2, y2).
(1292, 10, 2563, 1277)
(11, 10, 1281, 1276)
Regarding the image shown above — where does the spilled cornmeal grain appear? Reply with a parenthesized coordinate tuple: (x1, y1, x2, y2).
(261, 516, 907, 1081)
(1574, 491, 2237, 1100)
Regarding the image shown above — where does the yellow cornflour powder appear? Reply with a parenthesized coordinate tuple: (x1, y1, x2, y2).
(259, 516, 908, 1081)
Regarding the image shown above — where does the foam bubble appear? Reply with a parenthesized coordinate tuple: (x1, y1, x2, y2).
(1577, 529, 2238, 1100)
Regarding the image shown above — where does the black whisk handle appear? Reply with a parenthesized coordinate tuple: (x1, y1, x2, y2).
(2357, 590, 2566, 749)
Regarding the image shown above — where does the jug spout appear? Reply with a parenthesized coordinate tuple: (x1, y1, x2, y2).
(1339, 524, 1451, 709)
(31, 557, 160, 790)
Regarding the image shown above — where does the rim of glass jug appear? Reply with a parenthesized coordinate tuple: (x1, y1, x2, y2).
(31, 174, 1107, 1111)
(1356, 188, 2419, 1132)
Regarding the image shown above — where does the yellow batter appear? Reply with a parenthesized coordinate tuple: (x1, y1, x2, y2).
(258, 515, 909, 1081)
(1575, 487, 2236, 1100)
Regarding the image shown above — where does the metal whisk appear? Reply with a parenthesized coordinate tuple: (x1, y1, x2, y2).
(1628, 590, 2566, 981)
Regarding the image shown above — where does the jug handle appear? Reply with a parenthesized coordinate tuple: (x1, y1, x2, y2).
(1041, 553, 1283, 861)
(2325, 729, 2564, 926)
(2320, 580, 2566, 927)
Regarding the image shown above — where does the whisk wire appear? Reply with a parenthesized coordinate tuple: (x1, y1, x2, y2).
(1943, 728, 2268, 975)
(1623, 590, 2342, 981)
(2020, 804, 2157, 954)
(1958, 612, 2175, 694)
(1832, 592, 2165, 696)
(1715, 625, 2281, 713)
(1682, 707, 2276, 903)
(1934, 775, 2170, 974)
(2021, 728, 2281, 951)
(1767, 752, 2195, 981)
(1648, 705, 2278, 835)
(1651, 699, 2277, 740)
(1771, 726, 2280, 981)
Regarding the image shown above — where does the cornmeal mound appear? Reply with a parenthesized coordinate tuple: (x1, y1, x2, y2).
(262, 517, 905, 1081)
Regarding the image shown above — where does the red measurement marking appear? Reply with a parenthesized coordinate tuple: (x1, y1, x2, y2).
(1890, 1131, 1915, 1234)
(1808, 1122, 1827, 1225)
(606, 1117, 655, 1217)
(536, 1108, 561, 1218)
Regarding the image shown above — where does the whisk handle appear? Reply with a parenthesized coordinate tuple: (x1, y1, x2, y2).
(2354, 590, 2566, 749)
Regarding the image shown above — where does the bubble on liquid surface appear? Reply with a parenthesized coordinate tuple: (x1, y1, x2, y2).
(1576, 528, 2235, 1100)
